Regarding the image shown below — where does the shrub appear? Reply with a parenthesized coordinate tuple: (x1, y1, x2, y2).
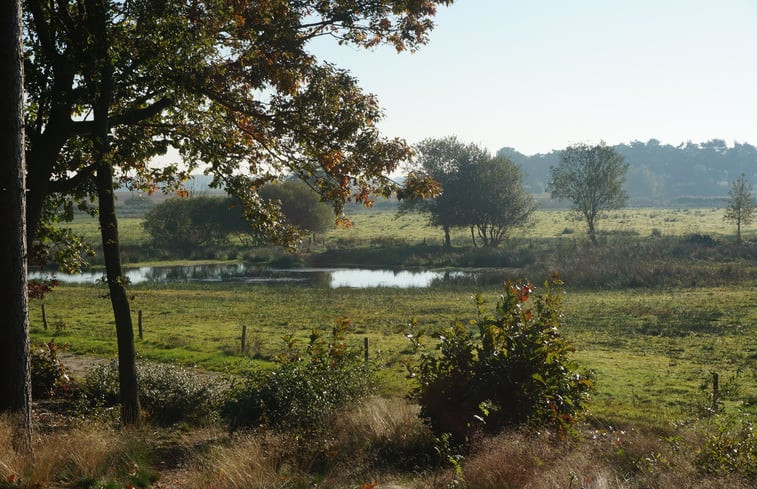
(224, 317, 376, 432)
(82, 361, 226, 426)
(408, 276, 594, 441)
(697, 410, 756, 478)
(31, 341, 69, 399)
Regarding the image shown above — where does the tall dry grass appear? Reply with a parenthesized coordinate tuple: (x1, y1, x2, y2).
(459, 426, 754, 489)
(183, 397, 435, 488)
(0, 415, 150, 488)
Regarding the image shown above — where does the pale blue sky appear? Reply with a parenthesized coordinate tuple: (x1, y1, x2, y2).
(310, 0, 757, 155)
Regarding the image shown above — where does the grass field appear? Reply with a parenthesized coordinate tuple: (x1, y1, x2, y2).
(30, 279, 756, 427)
(67, 206, 752, 254)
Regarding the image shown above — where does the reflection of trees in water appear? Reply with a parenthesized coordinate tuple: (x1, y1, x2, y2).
(430, 270, 512, 288)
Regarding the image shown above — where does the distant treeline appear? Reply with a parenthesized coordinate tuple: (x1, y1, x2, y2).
(499, 139, 757, 206)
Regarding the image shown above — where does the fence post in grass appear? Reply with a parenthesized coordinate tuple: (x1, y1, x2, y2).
(138, 310, 143, 339)
(712, 371, 719, 414)
(42, 303, 48, 330)
(364, 337, 369, 363)
(241, 324, 247, 355)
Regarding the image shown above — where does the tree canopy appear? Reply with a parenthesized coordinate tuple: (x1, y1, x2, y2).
(549, 143, 628, 245)
(404, 137, 534, 248)
(23, 0, 451, 249)
(258, 180, 334, 237)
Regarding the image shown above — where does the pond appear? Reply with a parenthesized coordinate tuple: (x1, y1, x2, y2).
(28, 263, 507, 288)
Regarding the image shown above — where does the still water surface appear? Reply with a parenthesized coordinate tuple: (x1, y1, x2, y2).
(29, 263, 485, 288)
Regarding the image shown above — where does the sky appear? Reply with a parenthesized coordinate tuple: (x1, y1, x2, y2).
(309, 0, 757, 156)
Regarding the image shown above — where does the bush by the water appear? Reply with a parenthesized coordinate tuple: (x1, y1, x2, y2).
(82, 361, 226, 426)
(224, 317, 376, 432)
(409, 276, 594, 441)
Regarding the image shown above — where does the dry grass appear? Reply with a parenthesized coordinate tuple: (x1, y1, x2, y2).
(330, 397, 433, 460)
(3, 404, 755, 489)
(182, 397, 434, 488)
(458, 425, 755, 489)
(0, 414, 151, 488)
(183, 431, 296, 489)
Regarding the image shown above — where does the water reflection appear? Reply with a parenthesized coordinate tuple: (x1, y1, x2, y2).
(29, 264, 487, 289)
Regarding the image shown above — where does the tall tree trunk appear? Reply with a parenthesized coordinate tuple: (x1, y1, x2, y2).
(443, 223, 451, 248)
(96, 162, 141, 425)
(0, 0, 33, 452)
(470, 226, 477, 248)
(88, 0, 140, 425)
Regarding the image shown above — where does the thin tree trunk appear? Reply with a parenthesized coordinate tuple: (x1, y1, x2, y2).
(96, 162, 141, 425)
(88, 0, 140, 425)
(443, 223, 451, 248)
(587, 219, 597, 245)
(470, 226, 477, 248)
(0, 0, 33, 452)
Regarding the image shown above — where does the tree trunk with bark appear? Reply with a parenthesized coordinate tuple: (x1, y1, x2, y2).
(0, 0, 33, 452)
(88, 0, 140, 425)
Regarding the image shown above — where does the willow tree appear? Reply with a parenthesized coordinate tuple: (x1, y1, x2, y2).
(24, 0, 451, 424)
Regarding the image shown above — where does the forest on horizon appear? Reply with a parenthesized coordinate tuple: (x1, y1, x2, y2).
(499, 138, 757, 205)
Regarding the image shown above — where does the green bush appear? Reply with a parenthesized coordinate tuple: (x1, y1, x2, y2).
(31, 341, 69, 399)
(697, 410, 756, 478)
(82, 361, 226, 426)
(408, 276, 594, 441)
(224, 317, 376, 432)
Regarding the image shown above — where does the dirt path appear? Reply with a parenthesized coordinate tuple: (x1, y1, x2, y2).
(58, 352, 110, 378)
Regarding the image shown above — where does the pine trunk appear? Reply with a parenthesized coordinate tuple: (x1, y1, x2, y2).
(0, 0, 33, 451)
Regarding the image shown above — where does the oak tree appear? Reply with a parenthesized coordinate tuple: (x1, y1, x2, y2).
(24, 1, 451, 423)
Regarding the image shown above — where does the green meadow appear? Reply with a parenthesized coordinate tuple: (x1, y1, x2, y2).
(30, 279, 756, 426)
(68, 206, 748, 255)
(45, 206, 757, 427)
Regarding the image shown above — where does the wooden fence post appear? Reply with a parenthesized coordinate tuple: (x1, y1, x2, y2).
(241, 324, 247, 355)
(138, 310, 143, 339)
(42, 303, 48, 330)
(364, 337, 369, 363)
(712, 372, 719, 414)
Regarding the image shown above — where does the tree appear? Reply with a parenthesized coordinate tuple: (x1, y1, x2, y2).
(23, 1, 450, 423)
(402, 137, 489, 247)
(259, 180, 334, 238)
(143, 196, 247, 252)
(466, 155, 535, 247)
(0, 0, 32, 451)
(403, 137, 533, 248)
(723, 173, 755, 243)
(549, 142, 629, 245)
